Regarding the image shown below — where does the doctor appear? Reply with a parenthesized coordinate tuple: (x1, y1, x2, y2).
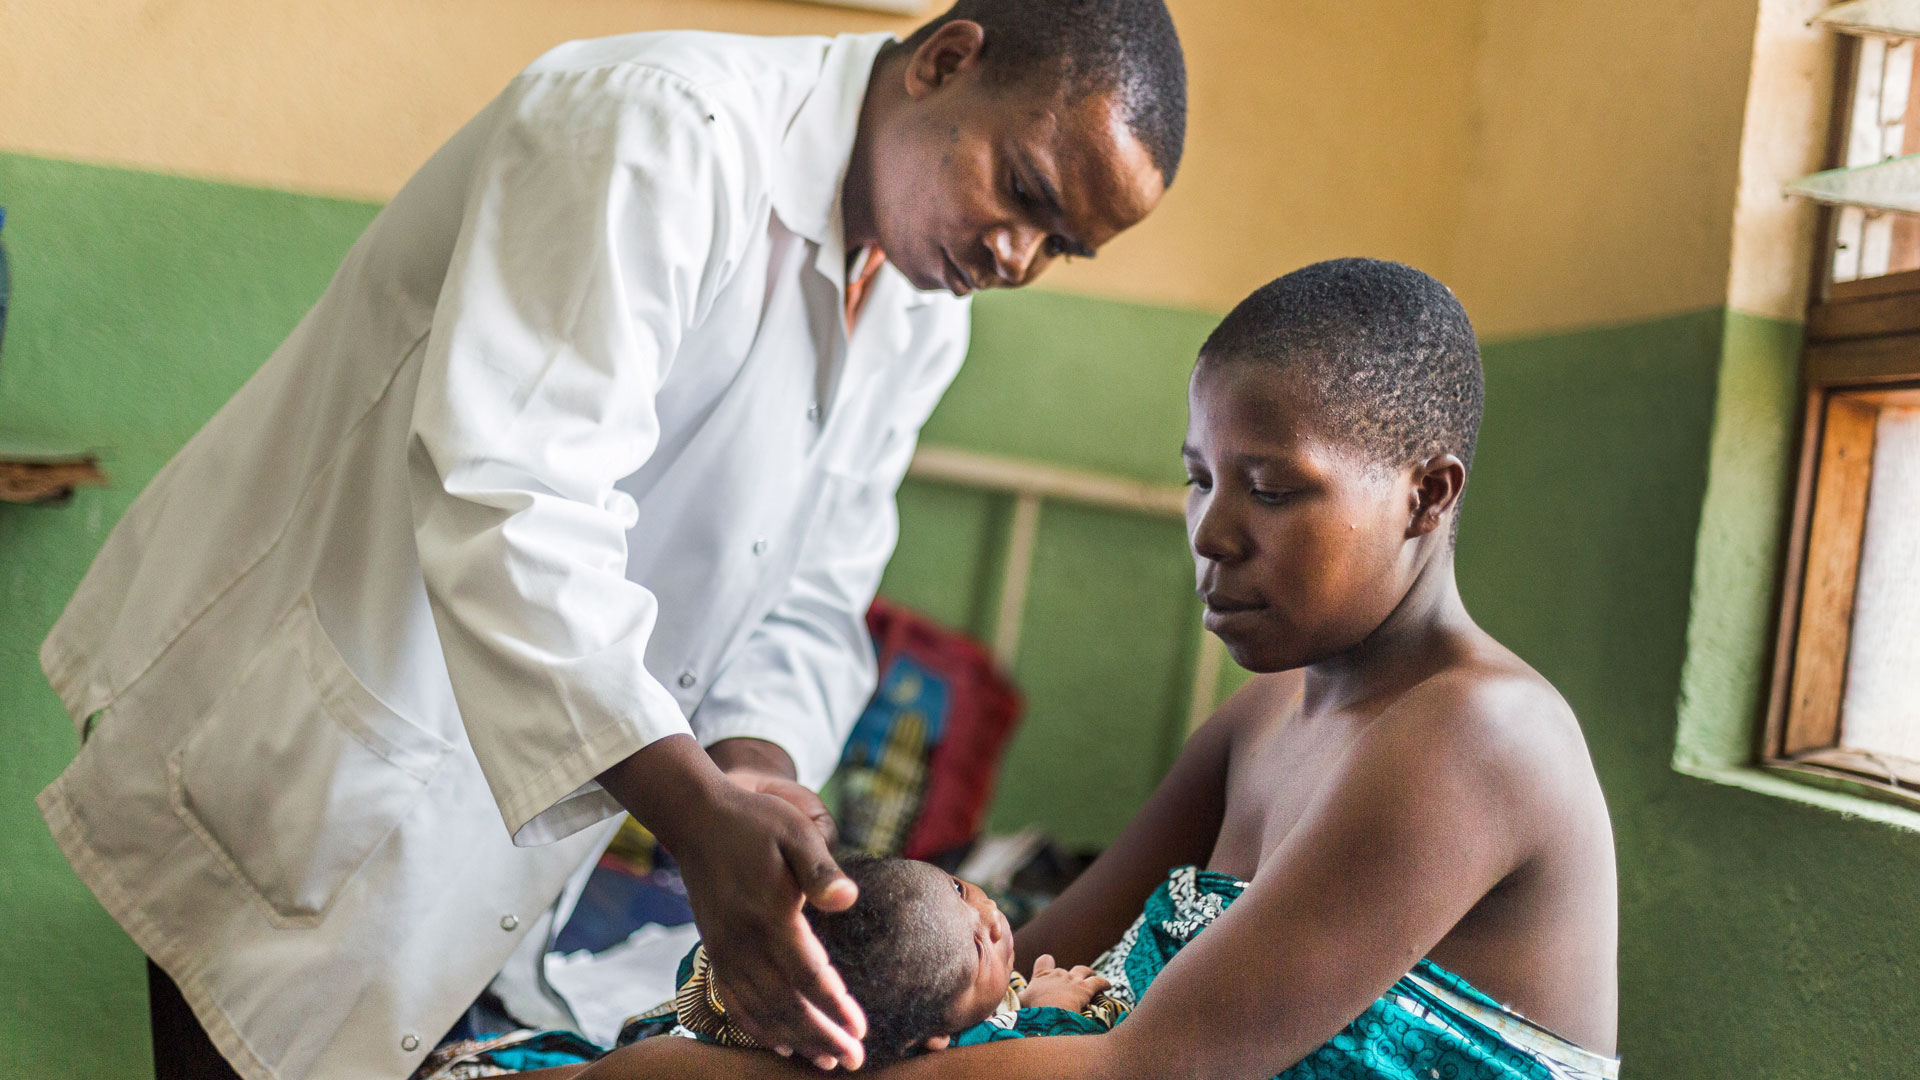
(37, 2, 1185, 1078)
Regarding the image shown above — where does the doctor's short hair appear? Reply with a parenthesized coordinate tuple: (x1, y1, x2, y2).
(899, 0, 1188, 185)
(1199, 258, 1485, 474)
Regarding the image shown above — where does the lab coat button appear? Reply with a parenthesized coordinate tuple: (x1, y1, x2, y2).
(806, 402, 821, 422)
(401, 1035, 420, 1052)
(500, 914, 519, 931)
(752, 539, 768, 555)
(678, 671, 697, 688)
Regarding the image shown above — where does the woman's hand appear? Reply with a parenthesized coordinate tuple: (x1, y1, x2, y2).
(1016, 955, 1110, 1012)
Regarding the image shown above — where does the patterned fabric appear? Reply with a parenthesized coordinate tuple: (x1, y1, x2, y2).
(664, 944, 765, 1048)
(961, 971, 1129, 1041)
(442, 870, 1618, 1079)
(952, 866, 1620, 1080)
(837, 686, 934, 856)
(657, 942, 1127, 1053)
(409, 1030, 603, 1079)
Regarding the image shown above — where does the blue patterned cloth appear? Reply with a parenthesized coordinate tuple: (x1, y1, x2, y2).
(423, 868, 1616, 1079)
(412, 1029, 605, 1078)
(953, 866, 1619, 1080)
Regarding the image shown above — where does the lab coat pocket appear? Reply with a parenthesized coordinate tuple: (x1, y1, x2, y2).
(168, 596, 452, 926)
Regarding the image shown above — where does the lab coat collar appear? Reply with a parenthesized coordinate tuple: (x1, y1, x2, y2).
(773, 33, 892, 268)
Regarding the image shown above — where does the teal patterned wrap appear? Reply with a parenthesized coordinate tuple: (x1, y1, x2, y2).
(952, 866, 1619, 1080)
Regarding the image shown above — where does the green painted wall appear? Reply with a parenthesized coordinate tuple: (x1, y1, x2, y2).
(1674, 313, 1808, 772)
(5, 152, 1920, 1080)
(878, 289, 1228, 845)
(0, 155, 381, 1079)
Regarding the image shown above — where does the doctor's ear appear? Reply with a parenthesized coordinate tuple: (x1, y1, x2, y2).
(1405, 455, 1466, 540)
(904, 20, 988, 99)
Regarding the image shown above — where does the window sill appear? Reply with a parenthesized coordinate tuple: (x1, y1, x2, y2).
(1672, 755, 1920, 833)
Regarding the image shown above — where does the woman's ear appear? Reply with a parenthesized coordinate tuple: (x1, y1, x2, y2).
(1405, 455, 1466, 540)
(904, 20, 988, 99)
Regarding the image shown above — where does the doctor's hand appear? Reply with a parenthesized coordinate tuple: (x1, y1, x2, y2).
(599, 735, 867, 1071)
(708, 738, 840, 849)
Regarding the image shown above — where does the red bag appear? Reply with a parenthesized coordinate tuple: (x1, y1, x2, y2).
(836, 598, 1024, 860)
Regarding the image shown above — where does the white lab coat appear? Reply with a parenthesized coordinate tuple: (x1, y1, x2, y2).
(36, 30, 968, 1080)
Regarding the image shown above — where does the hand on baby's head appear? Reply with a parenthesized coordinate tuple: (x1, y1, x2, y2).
(802, 855, 1014, 1064)
(1017, 954, 1111, 1012)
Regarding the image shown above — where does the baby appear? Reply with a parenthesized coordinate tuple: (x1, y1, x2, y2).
(664, 854, 1122, 1065)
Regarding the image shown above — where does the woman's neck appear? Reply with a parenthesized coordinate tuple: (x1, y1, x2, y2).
(1302, 548, 1477, 717)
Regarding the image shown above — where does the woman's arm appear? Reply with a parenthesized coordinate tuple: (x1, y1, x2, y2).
(585, 677, 1540, 1080)
(1080, 682, 1532, 1078)
(575, 1033, 1123, 1080)
(912, 681, 1534, 1079)
(1013, 671, 1297, 968)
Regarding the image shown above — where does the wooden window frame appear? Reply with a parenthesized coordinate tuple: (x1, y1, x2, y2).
(1763, 33, 1920, 808)
(1764, 382, 1920, 803)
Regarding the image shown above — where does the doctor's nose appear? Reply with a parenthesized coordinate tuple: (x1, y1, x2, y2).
(986, 225, 1048, 287)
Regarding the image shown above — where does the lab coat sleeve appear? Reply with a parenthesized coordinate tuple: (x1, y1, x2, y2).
(690, 303, 972, 789)
(409, 63, 754, 846)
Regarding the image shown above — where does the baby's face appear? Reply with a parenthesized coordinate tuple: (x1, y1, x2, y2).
(935, 873, 1015, 1027)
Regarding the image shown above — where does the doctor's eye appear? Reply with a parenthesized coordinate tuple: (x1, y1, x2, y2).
(1010, 175, 1034, 208)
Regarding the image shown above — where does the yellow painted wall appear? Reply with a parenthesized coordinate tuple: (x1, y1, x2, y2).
(1, 0, 917, 200)
(1448, 0, 1767, 336)
(1097, 1, 1478, 315)
(0, 0, 1807, 337)
(0, 0, 1481, 321)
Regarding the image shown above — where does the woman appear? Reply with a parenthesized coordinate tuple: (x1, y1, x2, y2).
(574, 261, 1620, 1080)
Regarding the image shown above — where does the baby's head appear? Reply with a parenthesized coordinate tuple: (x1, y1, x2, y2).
(1184, 257, 1484, 673)
(804, 854, 1014, 1065)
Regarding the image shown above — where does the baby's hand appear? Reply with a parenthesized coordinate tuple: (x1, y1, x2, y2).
(1018, 954, 1111, 1012)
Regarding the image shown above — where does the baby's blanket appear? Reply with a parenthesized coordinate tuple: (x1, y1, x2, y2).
(954, 865, 1620, 1080)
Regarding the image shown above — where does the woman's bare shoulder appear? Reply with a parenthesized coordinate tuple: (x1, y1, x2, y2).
(1399, 645, 1589, 782)
(1369, 641, 1607, 861)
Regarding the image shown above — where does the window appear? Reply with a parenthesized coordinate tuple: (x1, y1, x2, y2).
(1829, 34, 1920, 282)
(1768, 2, 1920, 806)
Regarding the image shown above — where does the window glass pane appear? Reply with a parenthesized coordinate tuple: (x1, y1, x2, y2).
(1839, 406, 1920, 762)
(1832, 37, 1920, 282)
